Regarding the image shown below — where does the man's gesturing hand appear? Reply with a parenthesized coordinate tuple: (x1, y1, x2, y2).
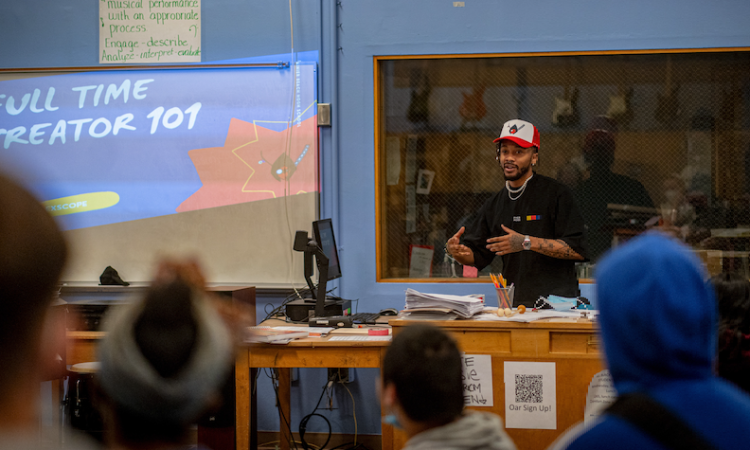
(486, 224, 525, 255)
(446, 227, 473, 258)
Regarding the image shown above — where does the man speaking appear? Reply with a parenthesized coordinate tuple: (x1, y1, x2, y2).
(445, 119, 589, 307)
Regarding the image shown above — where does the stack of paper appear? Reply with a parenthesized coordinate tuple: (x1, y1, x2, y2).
(405, 288, 484, 319)
(402, 309, 459, 321)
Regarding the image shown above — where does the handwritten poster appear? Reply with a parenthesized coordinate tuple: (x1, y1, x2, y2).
(99, 0, 202, 64)
(584, 370, 617, 423)
(504, 361, 556, 429)
(462, 354, 494, 407)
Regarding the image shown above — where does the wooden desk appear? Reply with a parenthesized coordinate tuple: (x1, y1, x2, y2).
(235, 317, 601, 450)
(72, 306, 602, 450)
(388, 317, 603, 450)
(235, 332, 390, 450)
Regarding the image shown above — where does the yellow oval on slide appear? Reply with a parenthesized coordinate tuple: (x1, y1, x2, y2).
(42, 192, 120, 217)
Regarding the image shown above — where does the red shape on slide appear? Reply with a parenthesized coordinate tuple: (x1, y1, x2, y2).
(177, 116, 318, 212)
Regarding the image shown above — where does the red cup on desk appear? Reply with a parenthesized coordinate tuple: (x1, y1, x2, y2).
(495, 285, 515, 309)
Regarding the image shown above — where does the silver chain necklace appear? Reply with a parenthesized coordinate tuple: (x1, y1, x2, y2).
(506, 173, 533, 201)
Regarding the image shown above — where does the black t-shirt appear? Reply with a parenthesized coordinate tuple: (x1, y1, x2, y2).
(463, 174, 589, 307)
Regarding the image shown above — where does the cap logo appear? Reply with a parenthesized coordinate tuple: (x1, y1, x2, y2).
(509, 124, 525, 134)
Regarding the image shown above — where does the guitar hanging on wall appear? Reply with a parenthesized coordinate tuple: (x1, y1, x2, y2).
(459, 84, 487, 130)
(407, 70, 432, 125)
(552, 86, 580, 128)
(607, 86, 635, 129)
(654, 55, 681, 125)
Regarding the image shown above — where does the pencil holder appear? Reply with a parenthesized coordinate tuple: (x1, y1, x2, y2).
(495, 285, 515, 309)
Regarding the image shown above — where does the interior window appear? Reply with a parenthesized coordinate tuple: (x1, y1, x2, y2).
(375, 51, 750, 281)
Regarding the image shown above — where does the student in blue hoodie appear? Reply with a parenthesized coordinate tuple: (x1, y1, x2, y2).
(548, 232, 750, 450)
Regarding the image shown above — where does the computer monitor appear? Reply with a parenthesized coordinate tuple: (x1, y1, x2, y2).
(313, 218, 342, 281)
(291, 219, 341, 320)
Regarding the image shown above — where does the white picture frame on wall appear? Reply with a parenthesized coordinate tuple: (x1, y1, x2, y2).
(416, 169, 435, 195)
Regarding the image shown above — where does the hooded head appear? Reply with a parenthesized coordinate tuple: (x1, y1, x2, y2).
(596, 233, 715, 395)
(97, 279, 233, 431)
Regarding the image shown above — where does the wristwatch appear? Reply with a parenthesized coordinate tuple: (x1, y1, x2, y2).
(444, 244, 455, 261)
(522, 235, 531, 251)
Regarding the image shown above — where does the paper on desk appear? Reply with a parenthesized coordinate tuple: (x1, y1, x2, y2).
(244, 326, 309, 343)
(272, 326, 335, 337)
(402, 308, 459, 320)
(328, 336, 392, 341)
(330, 327, 378, 335)
(405, 288, 484, 318)
(474, 309, 596, 323)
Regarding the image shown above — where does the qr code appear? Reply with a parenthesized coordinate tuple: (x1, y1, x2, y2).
(515, 374, 543, 403)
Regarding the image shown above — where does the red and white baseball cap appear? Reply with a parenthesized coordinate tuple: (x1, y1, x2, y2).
(493, 119, 540, 150)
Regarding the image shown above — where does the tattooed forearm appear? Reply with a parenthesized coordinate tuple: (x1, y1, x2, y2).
(535, 239, 584, 260)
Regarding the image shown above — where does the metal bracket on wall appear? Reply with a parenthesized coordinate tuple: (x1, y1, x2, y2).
(317, 103, 331, 127)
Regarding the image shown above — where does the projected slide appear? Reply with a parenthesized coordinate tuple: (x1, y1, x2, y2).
(0, 62, 318, 231)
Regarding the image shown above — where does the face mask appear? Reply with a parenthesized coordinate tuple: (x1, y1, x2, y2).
(382, 413, 403, 430)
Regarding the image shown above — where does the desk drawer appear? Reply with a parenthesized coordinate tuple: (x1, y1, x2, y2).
(451, 330, 511, 354)
(246, 346, 383, 368)
(549, 332, 599, 354)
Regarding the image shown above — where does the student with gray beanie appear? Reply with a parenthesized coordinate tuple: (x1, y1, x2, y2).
(96, 261, 234, 450)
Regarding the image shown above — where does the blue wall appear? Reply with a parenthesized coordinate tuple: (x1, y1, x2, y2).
(332, 0, 750, 312)
(4, 0, 750, 438)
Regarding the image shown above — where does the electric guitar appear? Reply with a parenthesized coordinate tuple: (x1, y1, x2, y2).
(552, 86, 580, 128)
(407, 72, 431, 124)
(459, 84, 487, 129)
(607, 86, 635, 128)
